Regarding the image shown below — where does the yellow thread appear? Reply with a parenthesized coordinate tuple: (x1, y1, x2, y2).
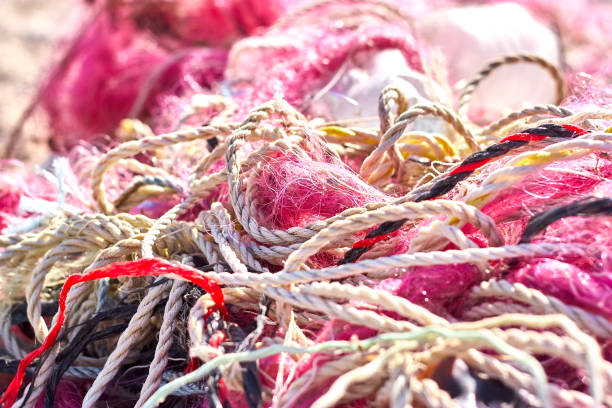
(320, 126, 356, 138)
(399, 142, 435, 161)
(468, 193, 493, 209)
(512, 150, 573, 167)
(467, 147, 590, 208)
(321, 126, 378, 145)
(433, 135, 457, 157)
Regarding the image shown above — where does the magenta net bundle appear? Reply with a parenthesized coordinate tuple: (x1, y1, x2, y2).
(1, 0, 612, 407)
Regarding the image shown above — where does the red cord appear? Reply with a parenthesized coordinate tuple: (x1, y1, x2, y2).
(351, 230, 400, 249)
(448, 158, 493, 176)
(561, 124, 588, 136)
(209, 330, 227, 348)
(183, 330, 226, 376)
(498, 133, 548, 143)
(184, 357, 201, 374)
(0, 258, 226, 408)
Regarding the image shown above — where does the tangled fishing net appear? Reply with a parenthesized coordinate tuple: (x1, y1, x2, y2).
(2, 0, 612, 407)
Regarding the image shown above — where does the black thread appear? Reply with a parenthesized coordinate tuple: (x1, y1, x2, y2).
(338, 124, 584, 264)
(520, 197, 612, 243)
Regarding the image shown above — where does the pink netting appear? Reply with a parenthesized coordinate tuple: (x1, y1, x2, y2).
(3, 1, 612, 406)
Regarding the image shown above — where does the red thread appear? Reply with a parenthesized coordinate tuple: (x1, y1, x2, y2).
(209, 330, 227, 349)
(218, 377, 229, 404)
(352, 230, 399, 249)
(448, 159, 493, 176)
(0, 258, 225, 408)
(448, 127, 587, 178)
(449, 133, 547, 177)
(184, 357, 201, 374)
(561, 124, 588, 136)
(498, 133, 547, 143)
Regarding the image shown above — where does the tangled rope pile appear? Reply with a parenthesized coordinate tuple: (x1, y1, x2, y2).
(2, 1, 612, 407)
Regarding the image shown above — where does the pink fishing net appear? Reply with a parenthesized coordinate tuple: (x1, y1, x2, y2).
(2, 1, 612, 407)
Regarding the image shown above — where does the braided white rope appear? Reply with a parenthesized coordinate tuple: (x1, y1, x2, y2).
(203, 243, 577, 287)
(135, 278, 189, 408)
(311, 344, 409, 408)
(471, 280, 612, 338)
(361, 102, 479, 182)
(82, 280, 173, 407)
(282, 199, 503, 272)
(297, 281, 447, 326)
(462, 349, 597, 407)
(0, 308, 29, 359)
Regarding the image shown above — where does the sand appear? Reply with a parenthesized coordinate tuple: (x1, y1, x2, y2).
(0, 0, 79, 162)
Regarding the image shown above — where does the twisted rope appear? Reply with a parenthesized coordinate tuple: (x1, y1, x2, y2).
(457, 54, 565, 118)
